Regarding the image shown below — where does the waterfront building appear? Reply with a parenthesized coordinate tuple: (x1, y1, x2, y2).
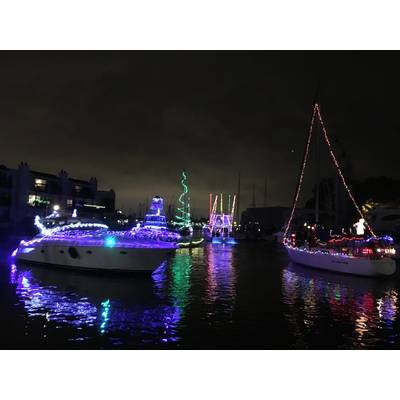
(0, 162, 115, 234)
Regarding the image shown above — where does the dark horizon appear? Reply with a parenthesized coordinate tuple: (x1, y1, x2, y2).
(2, 51, 400, 217)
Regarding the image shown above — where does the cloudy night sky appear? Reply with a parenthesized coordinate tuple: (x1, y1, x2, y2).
(1, 51, 399, 217)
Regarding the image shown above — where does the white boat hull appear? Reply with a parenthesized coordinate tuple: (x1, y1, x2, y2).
(15, 244, 174, 273)
(286, 245, 396, 277)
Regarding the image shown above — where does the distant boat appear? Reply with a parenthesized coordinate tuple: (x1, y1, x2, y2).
(283, 102, 396, 277)
(205, 193, 237, 244)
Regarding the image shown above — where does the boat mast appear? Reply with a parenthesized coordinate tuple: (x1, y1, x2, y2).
(314, 86, 320, 224)
(315, 122, 320, 224)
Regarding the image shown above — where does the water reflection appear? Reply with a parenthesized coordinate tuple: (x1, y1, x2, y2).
(12, 264, 97, 332)
(282, 263, 398, 348)
(151, 249, 194, 342)
(8, 260, 188, 347)
(170, 250, 192, 313)
(204, 245, 237, 321)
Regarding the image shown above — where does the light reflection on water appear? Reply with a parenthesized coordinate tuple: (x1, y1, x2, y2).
(9, 261, 185, 346)
(204, 245, 237, 321)
(6, 244, 239, 347)
(6, 242, 400, 348)
(12, 264, 98, 331)
(282, 263, 399, 348)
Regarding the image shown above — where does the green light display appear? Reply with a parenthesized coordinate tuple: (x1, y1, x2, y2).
(175, 170, 192, 230)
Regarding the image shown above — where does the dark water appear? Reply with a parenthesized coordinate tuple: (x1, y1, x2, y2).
(1, 242, 400, 349)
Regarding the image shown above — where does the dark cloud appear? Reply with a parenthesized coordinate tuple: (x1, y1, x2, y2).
(1, 51, 399, 216)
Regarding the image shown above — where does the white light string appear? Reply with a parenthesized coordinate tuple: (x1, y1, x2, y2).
(315, 104, 375, 237)
(283, 104, 317, 242)
(283, 102, 375, 243)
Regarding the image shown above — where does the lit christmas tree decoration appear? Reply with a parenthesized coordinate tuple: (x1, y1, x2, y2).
(175, 170, 192, 231)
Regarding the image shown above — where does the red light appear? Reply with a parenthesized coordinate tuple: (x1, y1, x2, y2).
(362, 248, 373, 255)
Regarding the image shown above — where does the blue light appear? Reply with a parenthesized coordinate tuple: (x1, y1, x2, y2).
(105, 236, 116, 248)
(20, 247, 35, 254)
(212, 237, 236, 245)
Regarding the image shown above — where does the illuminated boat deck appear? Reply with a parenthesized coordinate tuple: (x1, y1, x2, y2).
(18, 228, 181, 250)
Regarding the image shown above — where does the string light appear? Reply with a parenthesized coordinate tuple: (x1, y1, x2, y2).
(230, 195, 236, 220)
(175, 170, 192, 230)
(315, 104, 375, 237)
(284, 102, 375, 244)
(178, 238, 204, 247)
(143, 196, 168, 229)
(208, 193, 236, 243)
(283, 104, 317, 242)
(34, 215, 108, 236)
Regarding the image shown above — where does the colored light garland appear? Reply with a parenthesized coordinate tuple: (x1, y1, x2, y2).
(208, 193, 236, 243)
(315, 104, 375, 237)
(34, 215, 109, 236)
(175, 170, 192, 230)
(12, 214, 182, 257)
(178, 238, 204, 247)
(283, 102, 375, 244)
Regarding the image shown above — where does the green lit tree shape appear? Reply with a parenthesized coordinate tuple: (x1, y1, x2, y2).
(175, 170, 192, 230)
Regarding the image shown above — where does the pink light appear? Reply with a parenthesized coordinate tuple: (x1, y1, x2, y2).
(362, 248, 373, 255)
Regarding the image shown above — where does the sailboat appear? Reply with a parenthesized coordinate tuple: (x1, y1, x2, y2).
(284, 102, 396, 277)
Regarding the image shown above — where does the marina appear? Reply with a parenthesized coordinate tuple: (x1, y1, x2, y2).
(2, 242, 400, 349)
(3, 7, 400, 400)
(3, 99, 400, 348)
(1, 50, 400, 354)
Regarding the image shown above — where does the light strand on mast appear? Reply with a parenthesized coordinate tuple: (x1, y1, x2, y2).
(231, 195, 236, 220)
(315, 104, 375, 237)
(283, 103, 317, 242)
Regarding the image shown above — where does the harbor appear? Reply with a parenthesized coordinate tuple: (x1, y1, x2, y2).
(1, 50, 400, 352)
(4, 5, 400, 400)
(2, 241, 400, 349)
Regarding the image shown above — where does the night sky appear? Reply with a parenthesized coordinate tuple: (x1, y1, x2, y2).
(1, 51, 399, 217)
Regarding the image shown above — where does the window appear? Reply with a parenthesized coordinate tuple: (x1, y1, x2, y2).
(28, 194, 50, 206)
(28, 194, 38, 205)
(75, 185, 82, 193)
(67, 199, 73, 207)
(35, 179, 47, 190)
